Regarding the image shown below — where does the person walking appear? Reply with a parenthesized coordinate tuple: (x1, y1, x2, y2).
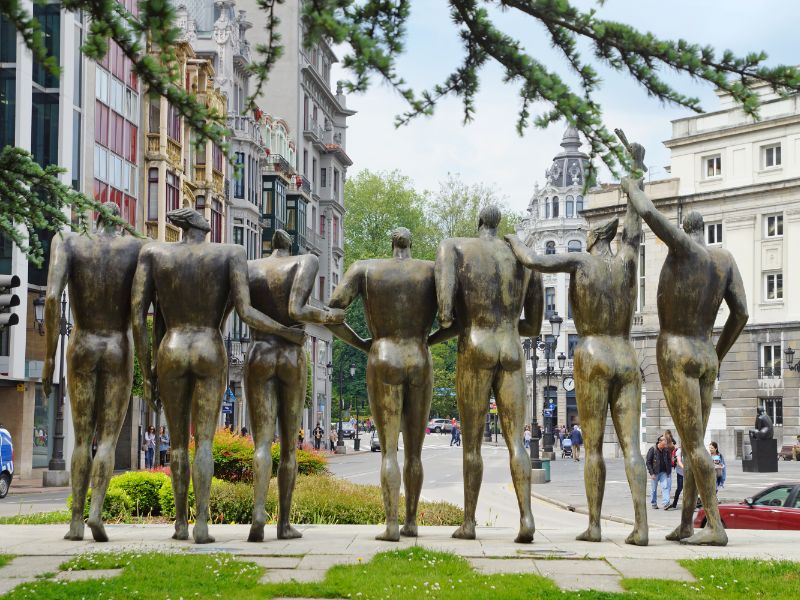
(450, 420, 460, 446)
(329, 429, 337, 451)
(297, 428, 305, 450)
(158, 426, 170, 467)
(143, 425, 156, 469)
(709, 441, 727, 493)
(524, 425, 532, 450)
(313, 423, 324, 450)
(667, 444, 684, 510)
(569, 425, 583, 462)
(646, 435, 672, 509)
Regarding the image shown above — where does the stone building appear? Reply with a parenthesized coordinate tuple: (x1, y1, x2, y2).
(583, 84, 800, 458)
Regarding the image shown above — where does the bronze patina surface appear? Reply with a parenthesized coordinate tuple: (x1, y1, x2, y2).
(327, 228, 456, 541)
(621, 177, 748, 546)
(244, 229, 344, 542)
(43, 203, 143, 542)
(131, 209, 304, 544)
(505, 142, 649, 546)
(435, 207, 543, 543)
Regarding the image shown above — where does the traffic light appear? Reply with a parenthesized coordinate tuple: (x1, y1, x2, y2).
(0, 274, 21, 328)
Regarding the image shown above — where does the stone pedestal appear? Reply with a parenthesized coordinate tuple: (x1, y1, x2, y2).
(742, 438, 778, 473)
(531, 468, 549, 484)
(42, 470, 70, 487)
(335, 445, 347, 455)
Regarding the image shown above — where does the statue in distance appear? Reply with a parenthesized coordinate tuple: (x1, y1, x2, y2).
(243, 229, 344, 542)
(327, 227, 456, 541)
(505, 137, 649, 546)
(749, 407, 773, 441)
(43, 203, 143, 542)
(131, 208, 304, 544)
(620, 176, 748, 546)
(435, 206, 543, 543)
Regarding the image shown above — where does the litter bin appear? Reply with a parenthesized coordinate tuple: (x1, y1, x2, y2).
(541, 458, 551, 482)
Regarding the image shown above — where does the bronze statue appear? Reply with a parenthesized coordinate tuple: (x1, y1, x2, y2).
(435, 207, 543, 543)
(131, 209, 304, 544)
(42, 203, 143, 542)
(749, 407, 773, 440)
(505, 183, 648, 546)
(621, 177, 748, 546)
(327, 227, 456, 541)
(244, 229, 344, 542)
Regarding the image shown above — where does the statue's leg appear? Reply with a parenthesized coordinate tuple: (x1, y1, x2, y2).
(275, 348, 306, 540)
(87, 346, 134, 542)
(244, 355, 277, 542)
(367, 362, 403, 542)
(452, 356, 493, 540)
(400, 362, 433, 537)
(495, 368, 534, 543)
(159, 373, 191, 541)
(610, 375, 648, 546)
(64, 360, 97, 541)
(190, 369, 226, 544)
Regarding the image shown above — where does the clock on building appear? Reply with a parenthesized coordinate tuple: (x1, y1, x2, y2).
(562, 376, 575, 392)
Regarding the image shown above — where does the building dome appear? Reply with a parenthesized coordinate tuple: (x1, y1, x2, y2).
(544, 126, 590, 189)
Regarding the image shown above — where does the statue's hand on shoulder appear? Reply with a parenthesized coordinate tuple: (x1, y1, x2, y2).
(42, 357, 54, 397)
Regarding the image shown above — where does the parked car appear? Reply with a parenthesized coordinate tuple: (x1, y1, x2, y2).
(340, 423, 356, 439)
(694, 483, 800, 530)
(370, 431, 381, 452)
(0, 426, 13, 499)
(427, 419, 452, 434)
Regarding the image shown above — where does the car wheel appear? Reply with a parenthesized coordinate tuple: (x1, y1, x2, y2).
(435, 427, 441, 433)
(0, 473, 10, 499)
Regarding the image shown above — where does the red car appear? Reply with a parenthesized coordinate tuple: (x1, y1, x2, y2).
(694, 483, 800, 530)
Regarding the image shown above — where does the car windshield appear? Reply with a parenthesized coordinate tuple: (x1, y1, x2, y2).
(754, 486, 793, 507)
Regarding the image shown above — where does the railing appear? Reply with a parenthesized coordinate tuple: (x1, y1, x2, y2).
(195, 164, 207, 183)
(305, 228, 323, 253)
(759, 366, 782, 379)
(165, 224, 181, 242)
(287, 174, 312, 196)
(303, 118, 327, 143)
(146, 133, 160, 154)
(633, 314, 643, 326)
(227, 114, 262, 144)
(166, 137, 182, 167)
(145, 221, 158, 240)
(266, 153, 292, 173)
(212, 169, 224, 193)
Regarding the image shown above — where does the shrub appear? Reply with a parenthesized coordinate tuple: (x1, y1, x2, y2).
(270, 444, 327, 476)
(68, 486, 133, 521)
(208, 479, 256, 524)
(158, 477, 195, 520)
(108, 471, 169, 516)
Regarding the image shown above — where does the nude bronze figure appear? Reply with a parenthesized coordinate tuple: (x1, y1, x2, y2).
(42, 203, 143, 542)
(244, 229, 344, 542)
(621, 177, 748, 546)
(435, 207, 543, 543)
(505, 143, 649, 546)
(131, 209, 304, 544)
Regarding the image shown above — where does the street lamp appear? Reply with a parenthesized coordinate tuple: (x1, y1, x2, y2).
(522, 337, 541, 468)
(784, 346, 800, 373)
(327, 361, 356, 452)
(33, 294, 45, 335)
(224, 333, 251, 429)
(542, 312, 563, 457)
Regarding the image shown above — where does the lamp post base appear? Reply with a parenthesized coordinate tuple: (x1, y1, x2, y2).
(42, 470, 70, 487)
(531, 467, 549, 484)
(541, 450, 556, 461)
(335, 444, 347, 455)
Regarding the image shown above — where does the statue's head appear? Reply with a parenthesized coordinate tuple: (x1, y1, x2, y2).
(478, 205, 502, 231)
(272, 229, 292, 250)
(96, 201, 121, 229)
(682, 211, 704, 236)
(391, 227, 412, 250)
(587, 217, 619, 252)
(757, 407, 765, 416)
(167, 208, 211, 232)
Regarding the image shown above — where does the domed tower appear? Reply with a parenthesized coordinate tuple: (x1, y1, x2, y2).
(517, 126, 591, 436)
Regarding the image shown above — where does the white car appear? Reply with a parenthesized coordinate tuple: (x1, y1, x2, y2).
(427, 419, 453, 434)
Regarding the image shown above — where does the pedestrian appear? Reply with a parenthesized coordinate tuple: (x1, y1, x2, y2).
(646, 435, 672, 509)
(329, 429, 337, 451)
(159, 425, 170, 467)
(143, 425, 156, 469)
(569, 425, 583, 461)
(523, 425, 532, 449)
(666, 443, 683, 510)
(313, 422, 324, 450)
(709, 441, 726, 492)
(240, 426, 249, 438)
(298, 428, 305, 450)
(792, 434, 800, 461)
(450, 420, 459, 446)
(453, 421, 461, 446)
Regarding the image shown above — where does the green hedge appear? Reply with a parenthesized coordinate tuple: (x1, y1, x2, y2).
(67, 486, 133, 521)
(110, 471, 169, 516)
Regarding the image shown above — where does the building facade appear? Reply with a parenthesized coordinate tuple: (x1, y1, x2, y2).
(584, 84, 800, 458)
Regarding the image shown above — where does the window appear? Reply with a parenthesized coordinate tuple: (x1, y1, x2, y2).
(704, 154, 722, 178)
(233, 152, 244, 198)
(762, 144, 781, 169)
(318, 340, 328, 366)
(0, 68, 15, 148)
(333, 169, 340, 199)
(576, 195, 584, 214)
(567, 240, 582, 253)
(332, 215, 339, 246)
(0, 16, 17, 62)
(210, 199, 223, 243)
(758, 397, 783, 426)
(552, 196, 559, 218)
(319, 276, 326, 302)
(233, 225, 244, 247)
(212, 145, 223, 173)
(148, 98, 160, 133)
(165, 171, 179, 213)
(321, 167, 327, 188)
(636, 239, 645, 313)
(706, 222, 722, 245)
(312, 157, 318, 191)
(545, 198, 550, 219)
(147, 168, 158, 221)
(545, 241, 556, 255)
(765, 214, 783, 237)
(566, 195, 574, 218)
(166, 103, 181, 142)
(567, 334, 579, 359)
(32, 4, 60, 88)
(759, 343, 781, 378)
(764, 272, 783, 301)
(320, 214, 326, 237)
(545, 287, 556, 319)
(303, 150, 308, 175)
(544, 335, 555, 360)
(32, 91, 59, 166)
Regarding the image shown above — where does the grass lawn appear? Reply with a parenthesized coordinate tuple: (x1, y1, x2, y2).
(2, 548, 797, 599)
(0, 555, 13, 569)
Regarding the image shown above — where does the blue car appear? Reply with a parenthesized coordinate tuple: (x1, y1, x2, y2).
(0, 426, 13, 498)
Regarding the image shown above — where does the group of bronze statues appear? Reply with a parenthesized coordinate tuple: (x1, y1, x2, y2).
(43, 140, 747, 547)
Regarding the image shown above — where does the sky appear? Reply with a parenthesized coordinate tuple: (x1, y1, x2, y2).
(332, 1, 800, 214)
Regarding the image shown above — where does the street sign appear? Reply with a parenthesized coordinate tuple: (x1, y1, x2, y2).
(548, 403, 556, 411)
(489, 400, 497, 415)
(224, 388, 235, 401)
(221, 403, 233, 414)
(543, 409, 553, 418)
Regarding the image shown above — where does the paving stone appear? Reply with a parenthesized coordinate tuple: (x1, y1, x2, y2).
(260, 569, 327, 584)
(549, 573, 625, 593)
(245, 556, 303, 569)
(0, 555, 64, 595)
(533, 558, 617, 576)
(606, 557, 695, 581)
(469, 558, 539, 574)
(56, 568, 124, 582)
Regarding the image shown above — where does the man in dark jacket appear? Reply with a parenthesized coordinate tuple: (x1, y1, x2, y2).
(646, 435, 673, 509)
(569, 425, 583, 462)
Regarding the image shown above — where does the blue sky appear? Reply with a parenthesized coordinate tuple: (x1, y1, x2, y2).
(334, 1, 799, 213)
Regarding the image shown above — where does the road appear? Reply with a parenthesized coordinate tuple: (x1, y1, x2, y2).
(0, 489, 69, 518)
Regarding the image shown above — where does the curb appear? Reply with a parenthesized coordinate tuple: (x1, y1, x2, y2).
(532, 492, 636, 526)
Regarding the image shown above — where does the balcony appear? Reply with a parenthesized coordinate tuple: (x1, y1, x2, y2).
(633, 314, 643, 326)
(195, 164, 207, 183)
(145, 222, 181, 242)
(758, 366, 782, 379)
(304, 227, 323, 254)
(266, 153, 292, 174)
(212, 168, 224, 194)
(166, 137, 182, 167)
(227, 114, 261, 145)
(303, 118, 328, 147)
(146, 133, 160, 155)
(287, 174, 312, 196)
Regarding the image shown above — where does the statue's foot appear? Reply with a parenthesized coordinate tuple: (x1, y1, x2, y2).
(63, 520, 85, 541)
(248, 522, 265, 543)
(172, 521, 190, 541)
(515, 515, 535, 544)
(192, 522, 215, 544)
(400, 523, 418, 538)
(665, 524, 693, 542)
(375, 525, 400, 542)
(575, 525, 601, 543)
(452, 522, 476, 540)
(277, 523, 302, 540)
(680, 527, 727, 546)
(625, 527, 648, 547)
(87, 517, 109, 542)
